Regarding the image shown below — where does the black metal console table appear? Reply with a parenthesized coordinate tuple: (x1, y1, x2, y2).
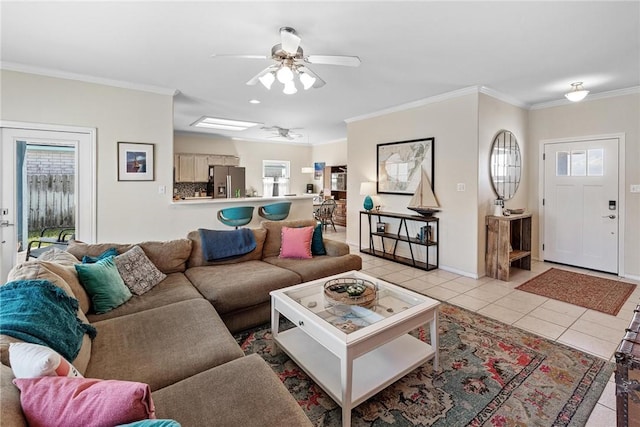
(359, 210, 439, 271)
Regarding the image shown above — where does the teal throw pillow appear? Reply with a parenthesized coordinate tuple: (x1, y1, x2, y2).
(311, 223, 326, 255)
(75, 256, 132, 314)
(118, 421, 181, 427)
(82, 247, 118, 264)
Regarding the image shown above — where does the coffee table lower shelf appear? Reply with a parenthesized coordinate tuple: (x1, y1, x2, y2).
(274, 327, 435, 407)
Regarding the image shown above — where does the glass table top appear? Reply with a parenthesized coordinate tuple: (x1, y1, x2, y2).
(283, 273, 429, 334)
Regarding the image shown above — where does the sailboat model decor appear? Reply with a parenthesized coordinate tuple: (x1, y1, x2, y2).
(407, 168, 440, 216)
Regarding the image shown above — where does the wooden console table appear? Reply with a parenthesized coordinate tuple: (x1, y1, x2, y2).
(359, 210, 439, 271)
(485, 214, 532, 281)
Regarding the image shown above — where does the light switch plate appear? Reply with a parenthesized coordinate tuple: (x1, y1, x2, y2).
(158, 185, 166, 194)
(631, 184, 640, 193)
(456, 183, 466, 192)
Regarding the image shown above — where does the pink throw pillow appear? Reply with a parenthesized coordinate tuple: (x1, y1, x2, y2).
(279, 226, 314, 259)
(13, 377, 156, 427)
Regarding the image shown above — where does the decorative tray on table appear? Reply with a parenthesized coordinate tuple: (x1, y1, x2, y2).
(324, 277, 377, 309)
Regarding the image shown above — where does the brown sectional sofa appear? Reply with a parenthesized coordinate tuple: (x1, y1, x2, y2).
(1, 219, 362, 426)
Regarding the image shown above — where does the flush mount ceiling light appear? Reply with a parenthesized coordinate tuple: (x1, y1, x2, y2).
(191, 116, 260, 131)
(564, 82, 589, 102)
(213, 27, 360, 95)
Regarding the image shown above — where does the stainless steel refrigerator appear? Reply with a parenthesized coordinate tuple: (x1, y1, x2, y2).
(208, 166, 246, 198)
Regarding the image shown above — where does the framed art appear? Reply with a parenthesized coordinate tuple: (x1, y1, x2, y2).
(314, 162, 325, 180)
(377, 137, 434, 195)
(118, 142, 154, 181)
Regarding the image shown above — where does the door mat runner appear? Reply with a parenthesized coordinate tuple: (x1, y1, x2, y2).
(516, 268, 636, 316)
(235, 303, 613, 426)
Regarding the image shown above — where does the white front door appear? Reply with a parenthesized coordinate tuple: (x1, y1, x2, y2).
(543, 138, 619, 273)
(1, 125, 96, 283)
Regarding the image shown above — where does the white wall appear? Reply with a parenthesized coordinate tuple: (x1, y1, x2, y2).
(174, 132, 313, 196)
(528, 93, 640, 278)
(347, 93, 481, 277)
(478, 94, 529, 273)
(1, 70, 175, 242)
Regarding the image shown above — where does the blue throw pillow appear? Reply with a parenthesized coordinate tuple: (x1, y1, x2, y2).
(311, 223, 326, 255)
(82, 247, 118, 264)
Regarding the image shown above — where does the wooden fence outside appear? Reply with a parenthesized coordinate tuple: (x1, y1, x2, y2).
(27, 174, 75, 231)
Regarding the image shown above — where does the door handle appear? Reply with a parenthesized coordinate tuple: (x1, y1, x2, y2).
(0, 220, 15, 227)
(601, 214, 616, 219)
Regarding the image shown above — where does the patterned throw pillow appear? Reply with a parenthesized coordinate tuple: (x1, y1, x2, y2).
(114, 246, 166, 296)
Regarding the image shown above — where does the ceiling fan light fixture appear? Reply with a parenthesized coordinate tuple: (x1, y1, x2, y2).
(565, 82, 589, 102)
(299, 71, 316, 90)
(258, 72, 275, 90)
(276, 65, 294, 83)
(283, 80, 297, 95)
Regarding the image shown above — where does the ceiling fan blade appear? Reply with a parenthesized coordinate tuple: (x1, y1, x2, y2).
(246, 65, 278, 86)
(297, 65, 326, 88)
(280, 27, 301, 54)
(211, 54, 269, 60)
(306, 55, 361, 67)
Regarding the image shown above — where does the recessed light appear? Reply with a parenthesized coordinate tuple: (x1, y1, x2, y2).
(190, 116, 261, 131)
(249, 99, 261, 104)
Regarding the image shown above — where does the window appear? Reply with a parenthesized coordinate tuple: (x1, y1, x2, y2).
(556, 149, 604, 177)
(262, 160, 290, 197)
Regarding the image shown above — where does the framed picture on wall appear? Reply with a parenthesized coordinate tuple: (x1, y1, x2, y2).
(376, 137, 434, 195)
(118, 142, 155, 181)
(314, 162, 325, 180)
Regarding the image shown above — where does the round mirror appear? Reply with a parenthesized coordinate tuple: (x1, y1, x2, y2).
(490, 130, 521, 200)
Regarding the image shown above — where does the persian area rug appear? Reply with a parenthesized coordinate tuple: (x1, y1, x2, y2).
(235, 304, 613, 426)
(516, 268, 636, 316)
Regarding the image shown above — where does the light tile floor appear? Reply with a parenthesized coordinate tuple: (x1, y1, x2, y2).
(322, 225, 640, 426)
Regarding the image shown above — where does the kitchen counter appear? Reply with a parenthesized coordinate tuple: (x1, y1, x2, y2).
(171, 194, 314, 205)
(169, 195, 316, 229)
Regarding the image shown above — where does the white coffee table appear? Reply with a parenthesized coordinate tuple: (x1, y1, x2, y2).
(270, 270, 440, 427)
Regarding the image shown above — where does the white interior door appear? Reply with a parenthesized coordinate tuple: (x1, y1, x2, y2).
(543, 138, 619, 273)
(1, 125, 96, 283)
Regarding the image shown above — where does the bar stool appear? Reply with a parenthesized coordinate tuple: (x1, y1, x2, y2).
(258, 202, 292, 221)
(217, 206, 254, 229)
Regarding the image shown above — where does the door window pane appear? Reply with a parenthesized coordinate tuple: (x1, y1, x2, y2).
(571, 150, 586, 176)
(556, 151, 569, 176)
(587, 149, 604, 176)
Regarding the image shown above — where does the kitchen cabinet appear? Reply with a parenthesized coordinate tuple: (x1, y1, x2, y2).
(485, 214, 532, 281)
(175, 154, 239, 182)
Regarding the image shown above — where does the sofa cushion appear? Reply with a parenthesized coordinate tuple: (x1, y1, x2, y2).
(38, 261, 90, 314)
(9, 342, 82, 378)
(13, 377, 156, 426)
(152, 354, 312, 427)
(67, 239, 192, 274)
(264, 253, 363, 283)
(39, 247, 80, 265)
(86, 273, 203, 323)
(311, 223, 327, 255)
(186, 228, 267, 268)
(185, 260, 301, 315)
(279, 226, 314, 259)
(261, 219, 317, 258)
(75, 256, 132, 314)
(86, 299, 244, 391)
(115, 246, 167, 295)
(0, 364, 27, 427)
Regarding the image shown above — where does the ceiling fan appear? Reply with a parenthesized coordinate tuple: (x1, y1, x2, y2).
(213, 26, 361, 94)
(261, 126, 304, 140)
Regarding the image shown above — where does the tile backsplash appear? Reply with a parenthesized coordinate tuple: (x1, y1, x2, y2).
(174, 182, 209, 198)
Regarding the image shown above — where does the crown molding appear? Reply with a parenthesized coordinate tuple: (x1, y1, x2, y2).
(345, 86, 481, 123)
(530, 86, 640, 110)
(479, 86, 529, 109)
(1, 61, 178, 96)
